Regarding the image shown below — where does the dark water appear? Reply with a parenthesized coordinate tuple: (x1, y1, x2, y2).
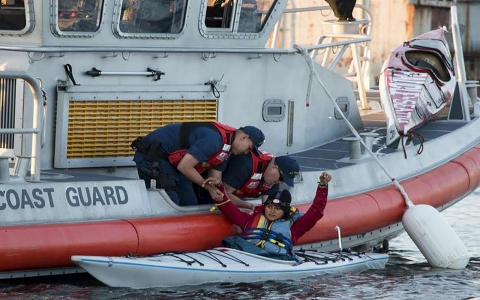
(2, 191, 479, 300)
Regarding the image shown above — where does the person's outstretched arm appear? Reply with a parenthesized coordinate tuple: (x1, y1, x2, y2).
(224, 182, 255, 210)
(290, 172, 331, 243)
(206, 181, 252, 228)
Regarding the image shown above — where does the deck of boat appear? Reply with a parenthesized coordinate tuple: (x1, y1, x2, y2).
(291, 90, 468, 172)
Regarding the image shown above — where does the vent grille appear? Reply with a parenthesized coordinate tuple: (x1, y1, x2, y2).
(0, 78, 16, 148)
(66, 100, 218, 158)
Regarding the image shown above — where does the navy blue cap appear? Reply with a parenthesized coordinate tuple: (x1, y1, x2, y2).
(240, 126, 265, 155)
(275, 156, 300, 187)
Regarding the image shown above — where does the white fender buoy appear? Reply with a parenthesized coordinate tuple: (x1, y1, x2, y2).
(402, 204, 469, 269)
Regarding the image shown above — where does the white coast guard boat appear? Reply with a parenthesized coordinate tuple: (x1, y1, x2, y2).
(72, 248, 389, 288)
(0, 0, 478, 278)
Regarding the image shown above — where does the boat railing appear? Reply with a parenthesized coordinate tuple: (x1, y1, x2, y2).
(272, 4, 373, 109)
(0, 42, 368, 55)
(0, 72, 42, 182)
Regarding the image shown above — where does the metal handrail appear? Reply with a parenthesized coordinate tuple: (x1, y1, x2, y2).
(271, 4, 373, 47)
(303, 35, 371, 52)
(270, 4, 373, 109)
(0, 72, 42, 181)
(0, 45, 298, 54)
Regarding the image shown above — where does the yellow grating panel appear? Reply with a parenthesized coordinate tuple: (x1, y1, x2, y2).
(66, 100, 218, 158)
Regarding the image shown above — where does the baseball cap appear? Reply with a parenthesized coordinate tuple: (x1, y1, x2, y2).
(240, 126, 265, 156)
(275, 156, 300, 187)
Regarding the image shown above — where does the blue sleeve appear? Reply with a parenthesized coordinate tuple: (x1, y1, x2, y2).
(214, 159, 229, 172)
(187, 128, 223, 163)
(222, 154, 253, 189)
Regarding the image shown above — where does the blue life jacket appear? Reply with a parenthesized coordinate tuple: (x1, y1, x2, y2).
(241, 210, 301, 256)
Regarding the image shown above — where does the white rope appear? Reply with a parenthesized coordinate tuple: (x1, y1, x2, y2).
(294, 44, 414, 208)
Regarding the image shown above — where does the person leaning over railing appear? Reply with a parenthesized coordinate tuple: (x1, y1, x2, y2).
(198, 151, 299, 211)
(131, 122, 265, 206)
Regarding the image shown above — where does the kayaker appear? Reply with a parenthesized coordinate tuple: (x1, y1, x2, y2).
(131, 122, 265, 206)
(207, 172, 332, 261)
(199, 152, 300, 210)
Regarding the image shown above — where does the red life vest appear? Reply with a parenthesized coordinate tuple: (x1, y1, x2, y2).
(233, 150, 274, 198)
(168, 122, 236, 174)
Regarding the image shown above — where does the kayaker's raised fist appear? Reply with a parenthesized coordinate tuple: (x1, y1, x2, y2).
(319, 172, 332, 185)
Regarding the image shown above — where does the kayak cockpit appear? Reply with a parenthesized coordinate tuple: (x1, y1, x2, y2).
(404, 50, 451, 82)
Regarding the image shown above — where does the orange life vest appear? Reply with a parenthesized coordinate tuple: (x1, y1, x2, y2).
(168, 122, 236, 174)
(233, 150, 273, 198)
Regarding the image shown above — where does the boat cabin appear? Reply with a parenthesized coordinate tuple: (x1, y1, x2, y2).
(0, 0, 366, 181)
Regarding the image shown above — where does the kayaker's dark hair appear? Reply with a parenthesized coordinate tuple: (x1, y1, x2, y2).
(264, 190, 292, 219)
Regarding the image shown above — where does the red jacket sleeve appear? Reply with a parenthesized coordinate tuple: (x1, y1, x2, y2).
(290, 185, 328, 244)
(214, 185, 251, 228)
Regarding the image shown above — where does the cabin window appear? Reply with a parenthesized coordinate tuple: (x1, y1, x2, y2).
(0, 0, 27, 32)
(117, 0, 187, 34)
(238, 0, 274, 33)
(204, 0, 276, 34)
(262, 99, 285, 122)
(205, 0, 233, 28)
(56, 0, 103, 32)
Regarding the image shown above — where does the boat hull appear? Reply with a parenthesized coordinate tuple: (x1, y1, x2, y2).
(71, 248, 389, 288)
(2, 144, 480, 273)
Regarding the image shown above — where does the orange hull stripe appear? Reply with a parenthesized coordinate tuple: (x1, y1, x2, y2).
(1, 147, 480, 271)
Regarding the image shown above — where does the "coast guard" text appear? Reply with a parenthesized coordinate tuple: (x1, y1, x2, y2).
(0, 186, 129, 210)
